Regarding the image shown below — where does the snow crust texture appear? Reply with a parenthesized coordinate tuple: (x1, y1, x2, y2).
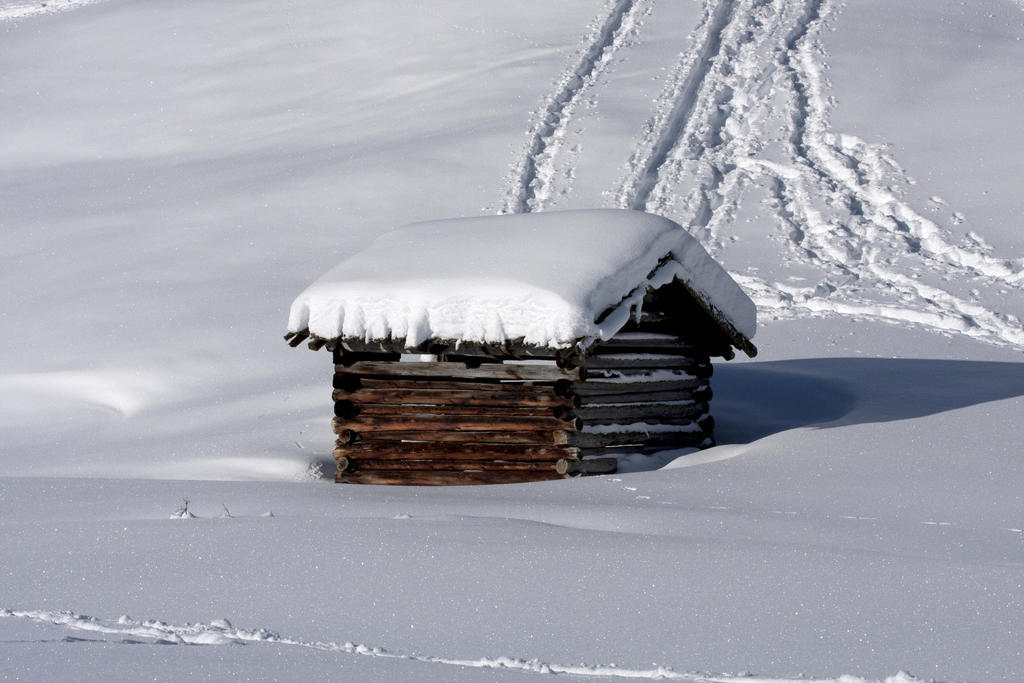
(288, 209, 756, 348)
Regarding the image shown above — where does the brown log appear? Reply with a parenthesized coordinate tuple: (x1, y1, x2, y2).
(569, 429, 707, 449)
(334, 401, 564, 419)
(330, 387, 578, 408)
(333, 423, 572, 445)
(336, 361, 581, 382)
(336, 470, 568, 486)
(307, 337, 328, 351)
(334, 442, 580, 461)
(578, 402, 708, 423)
(333, 414, 583, 433)
(342, 458, 571, 473)
(334, 376, 576, 397)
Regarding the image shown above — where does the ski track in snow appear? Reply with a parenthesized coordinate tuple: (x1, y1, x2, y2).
(0, 608, 921, 683)
(501, 0, 652, 214)
(516, 0, 1023, 348)
(0, 0, 104, 21)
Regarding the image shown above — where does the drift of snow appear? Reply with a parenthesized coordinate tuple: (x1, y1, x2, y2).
(288, 209, 756, 348)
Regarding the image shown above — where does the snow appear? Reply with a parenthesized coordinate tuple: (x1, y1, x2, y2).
(2, 0, 1023, 680)
(288, 209, 756, 348)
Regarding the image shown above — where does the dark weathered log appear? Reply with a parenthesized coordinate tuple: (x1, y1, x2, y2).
(334, 337, 565, 361)
(569, 429, 706, 449)
(333, 423, 573, 445)
(578, 402, 708, 423)
(584, 354, 709, 370)
(334, 442, 580, 461)
(580, 389, 703, 405)
(336, 470, 568, 485)
(566, 457, 618, 475)
(579, 439, 711, 456)
(330, 387, 578, 408)
(343, 458, 571, 473)
(307, 337, 328, 351)
(286, 328, 310, 347)
(336, 361, 581, 382)
(571, 379, 703, 396)
(333, 350, 402, 366)
(333, 414, 583, 433)
(333, 401, 565, 419)
(586, 364, 712, 380)
(591, 342, 704, 356)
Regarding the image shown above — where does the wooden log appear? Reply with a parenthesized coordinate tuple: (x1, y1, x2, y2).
(580, 389, 702, 405)
(342, 458, 571, 473)
(307, 337, 328, 351)
(336, 470, 568, 485)
(330, 387, 578, 408)
(569, 429, 707, 449)
(579, 440, 711, 456)
(571, 379, 703, 396)
(586, 364, 712, 380)
(334, 442, 580, 461)
(334, 350, 402, 366)
(333, 424, 572, 445)
(584, 354, 709, 370)
(578, 402, 708, 423)
(335, 337, 563, 361)
(333, 376, 576, 397)
(286, 328, 310, 347)
(566, 457, 618, 475)
(333, 414, 583, 433)
(336, 361, 581, 382)
(591, 342, 704, 356)
(333, 401, 565, 419)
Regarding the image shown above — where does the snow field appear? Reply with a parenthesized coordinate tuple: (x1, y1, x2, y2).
(1, 0, 1023, 680)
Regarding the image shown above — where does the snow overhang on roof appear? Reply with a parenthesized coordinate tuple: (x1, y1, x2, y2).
(287, 209, 756, 356)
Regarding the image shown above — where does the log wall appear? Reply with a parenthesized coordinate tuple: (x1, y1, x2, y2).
(331, 354, 612, 485)
(328, 328, 715, 485)
(566, 329, 715, 458)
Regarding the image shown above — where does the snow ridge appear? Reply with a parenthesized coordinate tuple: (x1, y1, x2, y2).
(0, 608, 922, 683)
(501, 0, 652, 214)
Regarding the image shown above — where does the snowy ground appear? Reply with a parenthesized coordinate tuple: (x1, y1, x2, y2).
(1, 0, 1022, 680)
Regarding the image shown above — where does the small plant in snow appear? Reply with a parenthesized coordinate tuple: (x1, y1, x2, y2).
(170, 498, 196, 520)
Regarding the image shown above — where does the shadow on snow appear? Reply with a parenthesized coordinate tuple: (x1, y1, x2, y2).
(712, 357, 1024, 444)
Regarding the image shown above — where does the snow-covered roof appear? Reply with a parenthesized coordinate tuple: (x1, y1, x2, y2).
(287, 209, 756, 354)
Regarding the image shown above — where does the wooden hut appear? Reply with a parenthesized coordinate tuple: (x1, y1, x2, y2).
(285, 209, 756, 485)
